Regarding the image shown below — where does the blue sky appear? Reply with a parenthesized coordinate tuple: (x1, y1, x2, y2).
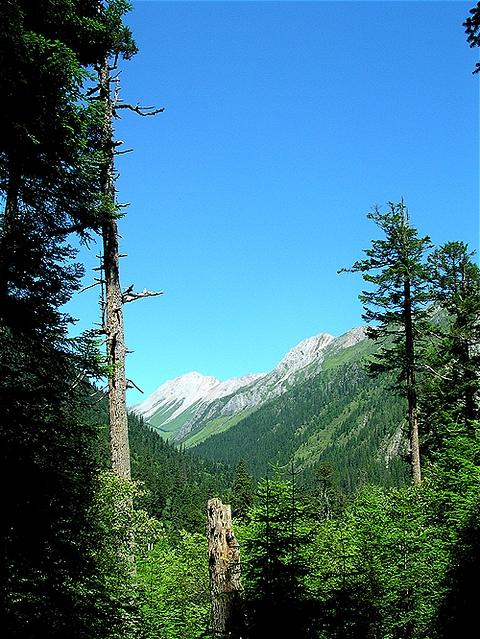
(68, 1, 479, 403)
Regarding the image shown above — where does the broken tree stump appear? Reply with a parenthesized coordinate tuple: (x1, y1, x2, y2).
(207, 498, 244, 639)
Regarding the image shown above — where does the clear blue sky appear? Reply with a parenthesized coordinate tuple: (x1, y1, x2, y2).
(67, 1, 479, 403)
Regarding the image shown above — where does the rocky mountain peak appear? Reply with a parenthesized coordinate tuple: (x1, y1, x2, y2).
(272, 333, 334, 381)
(130, 371, 219, 422)
(130, 327, 368, 443)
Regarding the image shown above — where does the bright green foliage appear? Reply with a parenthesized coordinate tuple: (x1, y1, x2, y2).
(239, 471, 317, 639)
(307, 511, 382, 638)
(422, 242, 480, 441)
(91, 471, 164, 638)
(234, 439, 480, 639)
(137, 530, 212, 639)
(305, 448, 480, 639)
(348, 486, 447, 638)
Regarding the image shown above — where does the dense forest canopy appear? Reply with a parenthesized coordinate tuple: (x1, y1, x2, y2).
(1, 2, 480, 638)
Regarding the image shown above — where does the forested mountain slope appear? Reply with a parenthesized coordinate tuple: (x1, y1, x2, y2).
(91, 398, 232, 532)
(132, 327, 410, 490)
(191, 335, 410, 490)
(128, 414, 232, 532)
(130, 329, 363, 443)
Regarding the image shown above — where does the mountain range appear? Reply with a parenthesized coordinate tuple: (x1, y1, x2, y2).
(130, 328, 362, 443)
(130, 327, 410, 488)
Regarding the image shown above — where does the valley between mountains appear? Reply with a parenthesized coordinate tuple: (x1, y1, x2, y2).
(130, 327, 410, 487)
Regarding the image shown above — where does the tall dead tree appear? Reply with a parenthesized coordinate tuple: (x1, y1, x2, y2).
(97, 54, 162, 479)
(207, 499, 244, 639)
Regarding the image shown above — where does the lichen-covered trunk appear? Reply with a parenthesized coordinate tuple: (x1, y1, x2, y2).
(207, 499, 244, 639)
(99, 55, 131, 480)
(404, 275, 421, 485)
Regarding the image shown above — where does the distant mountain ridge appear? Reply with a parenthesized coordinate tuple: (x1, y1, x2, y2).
(130, 325, 410, 488)
(130, 328, 366, 444)
(131, 371, 266, 425)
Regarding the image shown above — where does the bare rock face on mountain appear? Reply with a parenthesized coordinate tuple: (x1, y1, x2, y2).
(130, 371, 265, 424)
(130, 327, 367, 445)
(271, 332, 334, 383)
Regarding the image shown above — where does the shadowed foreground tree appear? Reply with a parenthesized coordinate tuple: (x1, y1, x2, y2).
(0, 2, 152, 635)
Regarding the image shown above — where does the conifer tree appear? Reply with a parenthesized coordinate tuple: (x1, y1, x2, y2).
(241, 471, 316, 639)
(230, 458, 255, 519)
(422, 242, 480, 448)
(0, 2, 146, 635)
(341, 200, 432, 483)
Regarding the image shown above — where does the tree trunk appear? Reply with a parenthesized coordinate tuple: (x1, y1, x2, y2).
(207, 499, 244, 639)
(99, 55, 131, 480)
(0, 172, 20, 307)
(404, 267, 422, 484)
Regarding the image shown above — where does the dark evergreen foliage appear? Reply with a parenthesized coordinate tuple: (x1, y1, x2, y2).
(0, 333, 119, 637)
(341, 201, 433, 484)
(128, 413, 233, 533)
(421, 242, 480, 449)
(464, 1, 480, 73)
(229, 458, 255, 520)
(0, 2, 142, 636)
(240, 471, 318, 639)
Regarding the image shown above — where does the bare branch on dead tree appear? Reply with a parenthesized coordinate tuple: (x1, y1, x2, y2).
(126, 378, 144, 393)
(122, 287, 164, 304)
(115, 102, 165, 117)
(80, 278, 105, 293)
(89, 327, 106, 337)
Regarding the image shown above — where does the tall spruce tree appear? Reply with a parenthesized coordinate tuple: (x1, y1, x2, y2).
(422, 242, 480, 446)
(241, 472, 316, 639)
(230, 458, 255, 520)
(341, 201, 432, 484)
(0, 2, 144, 635)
